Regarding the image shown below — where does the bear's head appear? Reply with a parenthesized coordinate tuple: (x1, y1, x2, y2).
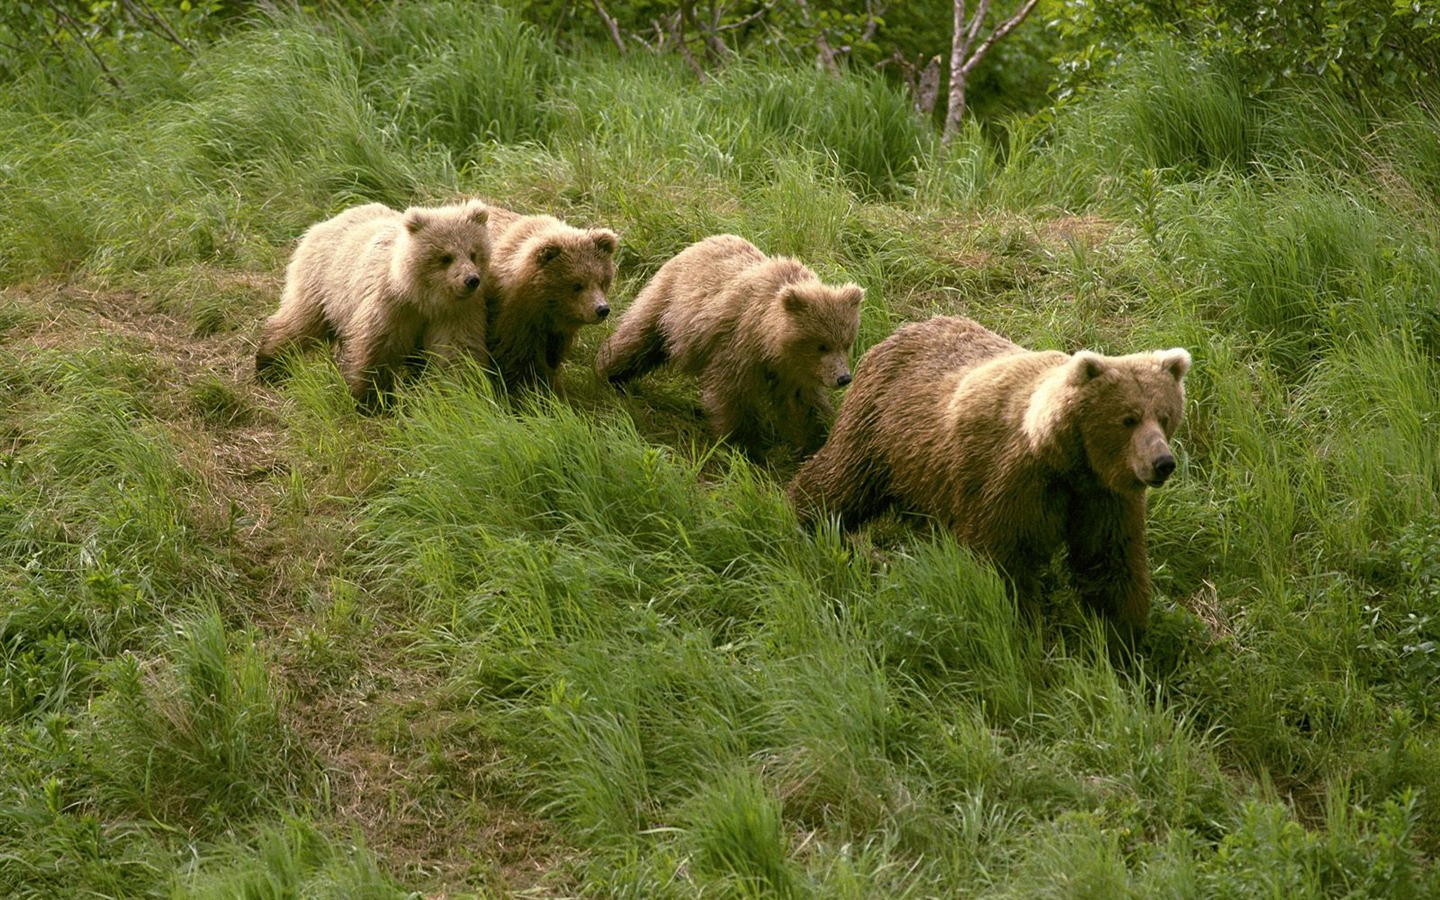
(1026, 347, 1192, 494)
(777, 281, 865, 389)
(402, 199, 491, 309)
(529, 227, 619, 325)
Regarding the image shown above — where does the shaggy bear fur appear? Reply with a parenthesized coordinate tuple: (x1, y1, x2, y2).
(255, 199, 491, 410)
(788, 315, 1191, 634)
(483, 206, 619, 392)
(595, 234, 863, 456)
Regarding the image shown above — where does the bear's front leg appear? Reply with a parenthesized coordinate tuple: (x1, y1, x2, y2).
(341, 322, 418, 413)
(423, 307, 490, 373)
(775, 385, 831, 456)
(596, 314, 669, 386)
(1065, 493, 1152, 638)
(786, 421, 893, 530)
(703, 381, 765, 458)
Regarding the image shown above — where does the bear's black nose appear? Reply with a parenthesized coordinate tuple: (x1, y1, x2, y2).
(465, 274, 481, 290)
(836, 373, 852, 387)
(596, 304, 610, 320)
(1152, 455, 1176, 483)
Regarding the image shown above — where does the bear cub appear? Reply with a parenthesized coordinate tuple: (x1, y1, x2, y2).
(483, 206, 619, 393)
(789, 315, 1191, 637)
(595, 234, 863, 457)
(255, 199, 491, 411)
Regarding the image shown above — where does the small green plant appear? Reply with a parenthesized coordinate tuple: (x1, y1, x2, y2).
(175, 818, 409, 899)
(683, 769, 798, 898)
(90, 610, 317, 828)
(187, 376, 250, 427)
(1359, 516, 1440, 717)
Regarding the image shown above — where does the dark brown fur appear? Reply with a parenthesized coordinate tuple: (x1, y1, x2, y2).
(788, 315, 1191, 634)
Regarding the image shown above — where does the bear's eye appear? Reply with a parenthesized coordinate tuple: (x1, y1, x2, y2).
(440, 254, 454, 266)
(818, 343, 830, 354)
(1159, 415, 1170, 430)
(1122, 415, 1139, 428)
(572, 282, 584, 293)
(469, 252, 478, 262)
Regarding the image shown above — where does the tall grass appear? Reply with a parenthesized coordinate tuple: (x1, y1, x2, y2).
(0, 343, 225, 604)
(356, 0, 560, 150)
(353, 375, 1348, 894)
(92, 608, 317, 826)
(179, 22, 441, 220)
(697, 64, 931, 195)
(972, 46, 1256, 211)
(547, 50, 927, 207)
(176, 818, 407, 899)
(1, 6, 1439, 897)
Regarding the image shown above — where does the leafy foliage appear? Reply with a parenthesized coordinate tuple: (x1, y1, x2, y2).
(1054, 0, 1440, 99)
(0, 0, 219, 87)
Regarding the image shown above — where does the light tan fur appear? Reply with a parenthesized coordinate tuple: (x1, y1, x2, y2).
(255, 199, 491, 410)
(483, 206, 619, 392)
(595, 234, 863, 456)
(789, 315, 1190, 637)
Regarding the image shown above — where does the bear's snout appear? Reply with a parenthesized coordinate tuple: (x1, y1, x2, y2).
(596, 303, 610, 320)
(1149, 454, 1176, 486)
(464, 273, 481, 291)
(836, 372, 852, 387)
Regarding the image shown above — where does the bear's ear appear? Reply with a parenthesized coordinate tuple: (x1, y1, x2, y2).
(781, 286, 807, 314)
(838, 284, 865, 308)
(1158, 348, 1191, 381)
(404, 209, 429, 234)
(590, 229, 619, 256)
(465, 200, 489, 225)
(535, 240, 565, 267)
(1068, 350, 1107, 384)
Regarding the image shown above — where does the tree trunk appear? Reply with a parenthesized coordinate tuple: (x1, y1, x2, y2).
(592, 0, 627, 55)
(944, 0, 979, 141)
(943, 0, 1039, 144)
(916, 55, 942, 118)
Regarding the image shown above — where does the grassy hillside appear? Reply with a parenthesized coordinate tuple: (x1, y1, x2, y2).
(2, 4, 1439, 896)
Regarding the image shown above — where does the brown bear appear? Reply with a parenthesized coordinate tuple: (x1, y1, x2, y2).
(788, 315, 1191, 635)
(594, 234, 863, 457)
(255, 199, 491, 411)
(483, 206, 619, 392)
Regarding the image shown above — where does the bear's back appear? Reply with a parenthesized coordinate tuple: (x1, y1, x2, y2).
(288, 204, 402, 309)
(662, 235, 770, 307)
(892, 316, 1022, 373)
(648, 236, 771, 365)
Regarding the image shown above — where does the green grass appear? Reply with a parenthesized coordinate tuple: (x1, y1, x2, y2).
(1, 4, 1438, 896)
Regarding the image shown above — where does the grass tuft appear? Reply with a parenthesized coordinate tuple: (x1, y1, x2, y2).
(2, 10, 1439, 897)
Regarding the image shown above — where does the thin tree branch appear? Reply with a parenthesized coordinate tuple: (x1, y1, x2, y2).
(959, 0, 1038, 76)
(668, 8, 708, 81)
(860, 0, 885, 43)
(700, 0, 730, 63)
(947, 0, 1038, 142)
(119, 0, 195, 57)
(715, 1, 776, 33)
(795, 0, 840, 75)
(591, 0, 627, 55)
(47, 2, 123, 89)
(964, 0, 991, 54)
